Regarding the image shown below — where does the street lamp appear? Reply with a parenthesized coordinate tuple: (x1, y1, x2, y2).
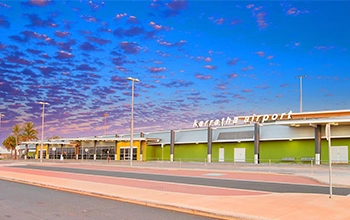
(38, 102, 49, 162)
(296, 75, 306, 112)
(127, 77, 140, 166)
(0, 113, 4, 146)
(103, 113, 108, 135)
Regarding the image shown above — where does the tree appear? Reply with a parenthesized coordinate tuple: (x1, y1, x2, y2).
(2, 135, 16, 158)
(22, 122, 39, 158)
(47, 135, 60, 141)
(12, 124, 22, 160)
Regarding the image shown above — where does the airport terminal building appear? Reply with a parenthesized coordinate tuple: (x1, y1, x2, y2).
(23, 109, 350, 164)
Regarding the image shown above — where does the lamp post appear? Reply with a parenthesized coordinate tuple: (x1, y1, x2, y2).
(0, 113, 4, 144)
(103, 113, 108, 135)
(38, 102, 49, 162)
(127, 77, 140, 166)
(296, 75, 306, 112)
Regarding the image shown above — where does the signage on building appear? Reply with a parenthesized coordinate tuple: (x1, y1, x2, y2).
(193, 111, 292, 128)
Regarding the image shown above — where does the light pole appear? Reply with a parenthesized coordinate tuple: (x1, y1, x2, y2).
(38, 102, 49, 162)
(296, 75, 306, 112)
(103, 113, 108, 135)
(0, 113, 4, 143)
(127, 77, 140, 166)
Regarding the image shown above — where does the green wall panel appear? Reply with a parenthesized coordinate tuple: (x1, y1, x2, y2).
(260, 140, 314, 163)
(212, 142, 254, 163)
(145, 145, 170, 161)
(173, 144, 207, 162)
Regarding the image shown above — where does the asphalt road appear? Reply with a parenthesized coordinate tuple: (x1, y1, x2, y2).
(0, 179, 214, 220)
(17, 165, 350, 196)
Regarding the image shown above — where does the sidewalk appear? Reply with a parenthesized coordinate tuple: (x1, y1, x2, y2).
(0, 160, 349, 220)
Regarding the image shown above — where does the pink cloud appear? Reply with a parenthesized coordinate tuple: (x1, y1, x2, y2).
(256, 51, 265, 57)
(256, 12, 268, 29)
(204, 57, 211, 62)
(228, 73, 238, 78)
(195, 73, 211, 80)
(204, 65, 217, 70)
(242, 65, 254, 72)
(55, 30, 69, 38)
(233, 94, 246, 100)
(148, 67, 166, 73)
(29, 0, 51, 6)
(227, 58, 239, 65)
(241, 89, 253, 93)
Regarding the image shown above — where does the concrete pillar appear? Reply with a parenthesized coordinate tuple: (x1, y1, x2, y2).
(207, 126, 212, 163)
(93, 140, 97, 160)
(140, 132, 144, 161)
(170, 130, 175, 162)
(254, 123, 260, 164)
(315, 125, 322, 165)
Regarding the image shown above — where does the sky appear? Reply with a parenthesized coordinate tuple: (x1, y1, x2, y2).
(0, 0, 350, 142)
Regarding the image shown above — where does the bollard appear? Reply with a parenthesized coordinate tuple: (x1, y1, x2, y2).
(107, 156, 110, 163)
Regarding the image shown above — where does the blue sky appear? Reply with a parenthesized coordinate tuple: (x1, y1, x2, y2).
(0, 0, 349, 141)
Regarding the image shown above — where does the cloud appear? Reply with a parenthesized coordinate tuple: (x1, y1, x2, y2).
(55, 50, 74, 59)
(113, 26, 146, 38)
(157, 39, 186, 47)
(24, 13, 57, 28)
(24, 0, 52, 7)
(79, 42, 99, 51)
(162, 79, 193, 88)
(254, 85, 270, 89)
(119, 42, 140, 54)
(149, 21, 171, 31)
(256, 12, 268, 29)
(85, 36, 111, 45)
(242, 65, 254, 72)
(0, 16, 10, 28)
(26, 48, 42, 54)
(80, 15, 98, 23)
(195, 73, 211, 80)
(164, 0, 188, 17)
(58, 39, 76, 51)
(127, 16, 139, 24)
(241, 89, 253, 93)
(6, 56, 31, 65)
(227, 58, 239, 65)
(228, 73, 239, 78)
(204, 65, 217, 70)
(76, 64, 96, 71)
(233, 94, 246, 100)
(148, 67, 166, 73)
(55, 30, 69, 38)
(256, 51, 265, 57)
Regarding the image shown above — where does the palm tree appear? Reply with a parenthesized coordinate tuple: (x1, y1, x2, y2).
(22, 122, 39, 158)
(12, 124, 22, 160)
(2, 135, 16, 158)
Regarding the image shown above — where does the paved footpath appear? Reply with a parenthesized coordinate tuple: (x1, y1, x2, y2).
(0, 161, 349, 220)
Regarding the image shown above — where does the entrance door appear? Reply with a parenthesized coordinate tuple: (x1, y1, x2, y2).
(120, 147, 137, 161)
(331, 146, 348, 163)
(219, 148, 224, 162)
(234, 148, 245, 162)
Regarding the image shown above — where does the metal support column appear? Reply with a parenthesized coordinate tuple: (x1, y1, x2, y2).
(170, 130, 175, 162)
(207, 126, 212, 163)
(254, 123, 260, 164)
(315, 125, 322, 165)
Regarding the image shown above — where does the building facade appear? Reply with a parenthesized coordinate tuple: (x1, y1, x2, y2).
(24, 110, 350, 164)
